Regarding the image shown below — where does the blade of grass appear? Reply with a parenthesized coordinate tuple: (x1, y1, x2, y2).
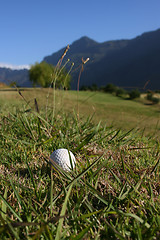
(55, 183, 73, 240)
(25, 154, 38, 199)
(108, 129, 121, 143)
(151, 157, 160, 174)
(74, 121, 101, 151)
(0, 195, 22, 222)
(118, 210, 150, 228)
(7, 175, 22, 208)
(118, 182, 131, 200)
(130, 170, 146, 194)
(50, 167, 53, 216)
(1, 187, 8, 221)
(109, 169, 122, 186)
(117, 128, 134, 142)
(80, 209, 102, 220)
(70, 222, 94, 240)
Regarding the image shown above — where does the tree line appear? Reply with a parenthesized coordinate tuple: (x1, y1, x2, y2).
(80, 83, 141, 99)
(80, 83, 160, 103)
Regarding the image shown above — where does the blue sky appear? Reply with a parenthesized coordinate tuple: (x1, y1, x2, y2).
(0, 0, 160, 69)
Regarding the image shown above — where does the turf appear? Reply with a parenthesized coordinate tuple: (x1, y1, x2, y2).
(0, 88, 160, 239)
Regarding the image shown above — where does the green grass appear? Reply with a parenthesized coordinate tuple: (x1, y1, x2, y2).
(0, 88, 160, 239)
(0, 89, 160, 138)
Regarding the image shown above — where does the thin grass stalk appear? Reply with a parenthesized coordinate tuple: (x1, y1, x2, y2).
(50, 167, 53, 216)
(51, 59, 70, 125)
(62, 62, 74, 90)
(76, 67, 82, 118)
(45, 45, 69, 122)
(77, 57, 89, 118)
(55, 183, 73, 240)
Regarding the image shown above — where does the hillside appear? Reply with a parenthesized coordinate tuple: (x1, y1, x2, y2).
(44, 29, 160, 90)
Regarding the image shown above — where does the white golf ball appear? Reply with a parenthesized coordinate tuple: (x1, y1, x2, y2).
(50, 148, 76, 171)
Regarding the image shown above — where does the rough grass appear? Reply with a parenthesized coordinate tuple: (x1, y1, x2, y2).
(0, 89, 160, 239)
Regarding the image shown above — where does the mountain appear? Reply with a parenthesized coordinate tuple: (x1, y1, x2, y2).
(0, 67, 31, 87)
(43, 36, 129, 88)
(1, 29, 160, 90)
(44, 36, 128, 66)
(44, 29, 160, 90)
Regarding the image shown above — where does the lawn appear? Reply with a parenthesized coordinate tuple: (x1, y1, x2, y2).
(0, 88, 160, 239)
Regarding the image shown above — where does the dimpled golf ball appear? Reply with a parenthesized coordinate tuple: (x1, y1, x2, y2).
(50, 149, 76, 171)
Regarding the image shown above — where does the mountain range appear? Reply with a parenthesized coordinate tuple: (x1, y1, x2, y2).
(0, 67, 31, 87)
(1, 28, 160, 90)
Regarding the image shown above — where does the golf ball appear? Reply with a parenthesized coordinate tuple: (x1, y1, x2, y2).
(50, 148, 76, 171)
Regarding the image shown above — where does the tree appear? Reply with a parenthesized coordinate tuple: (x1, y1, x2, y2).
(104, 83, 117, 93)
(115, 87, 126, 97)
(129, 89, 140, 99)
(29, 62, 71, 89)
(90, 84, 98, 91)
(29, 62, 53, 87)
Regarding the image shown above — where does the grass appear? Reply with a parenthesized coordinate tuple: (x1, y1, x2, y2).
(0, 88, 160, 138)
(0, 88, 160, 239)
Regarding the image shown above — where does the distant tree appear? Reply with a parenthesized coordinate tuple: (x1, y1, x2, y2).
(129, 89, 140, 99)
(104, 83, 117, 93)
(29, 62, 53, 87)
(90, 84, 99, 91)
(80, 85, 88, 91)
(115, 87, 126, 97)
(155, 90, 160, 93)
(80, 84, 99, 91)
(29, 62, 71, 89)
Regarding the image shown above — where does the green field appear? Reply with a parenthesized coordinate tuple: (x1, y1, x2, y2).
(0, 88, 160, 239)
(0, 88, 160, 138)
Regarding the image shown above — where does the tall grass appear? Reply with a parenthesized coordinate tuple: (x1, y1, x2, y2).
(0, 50, 160, 239)
(45, 44, 70, 123)
(0, 100, 160, 239)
